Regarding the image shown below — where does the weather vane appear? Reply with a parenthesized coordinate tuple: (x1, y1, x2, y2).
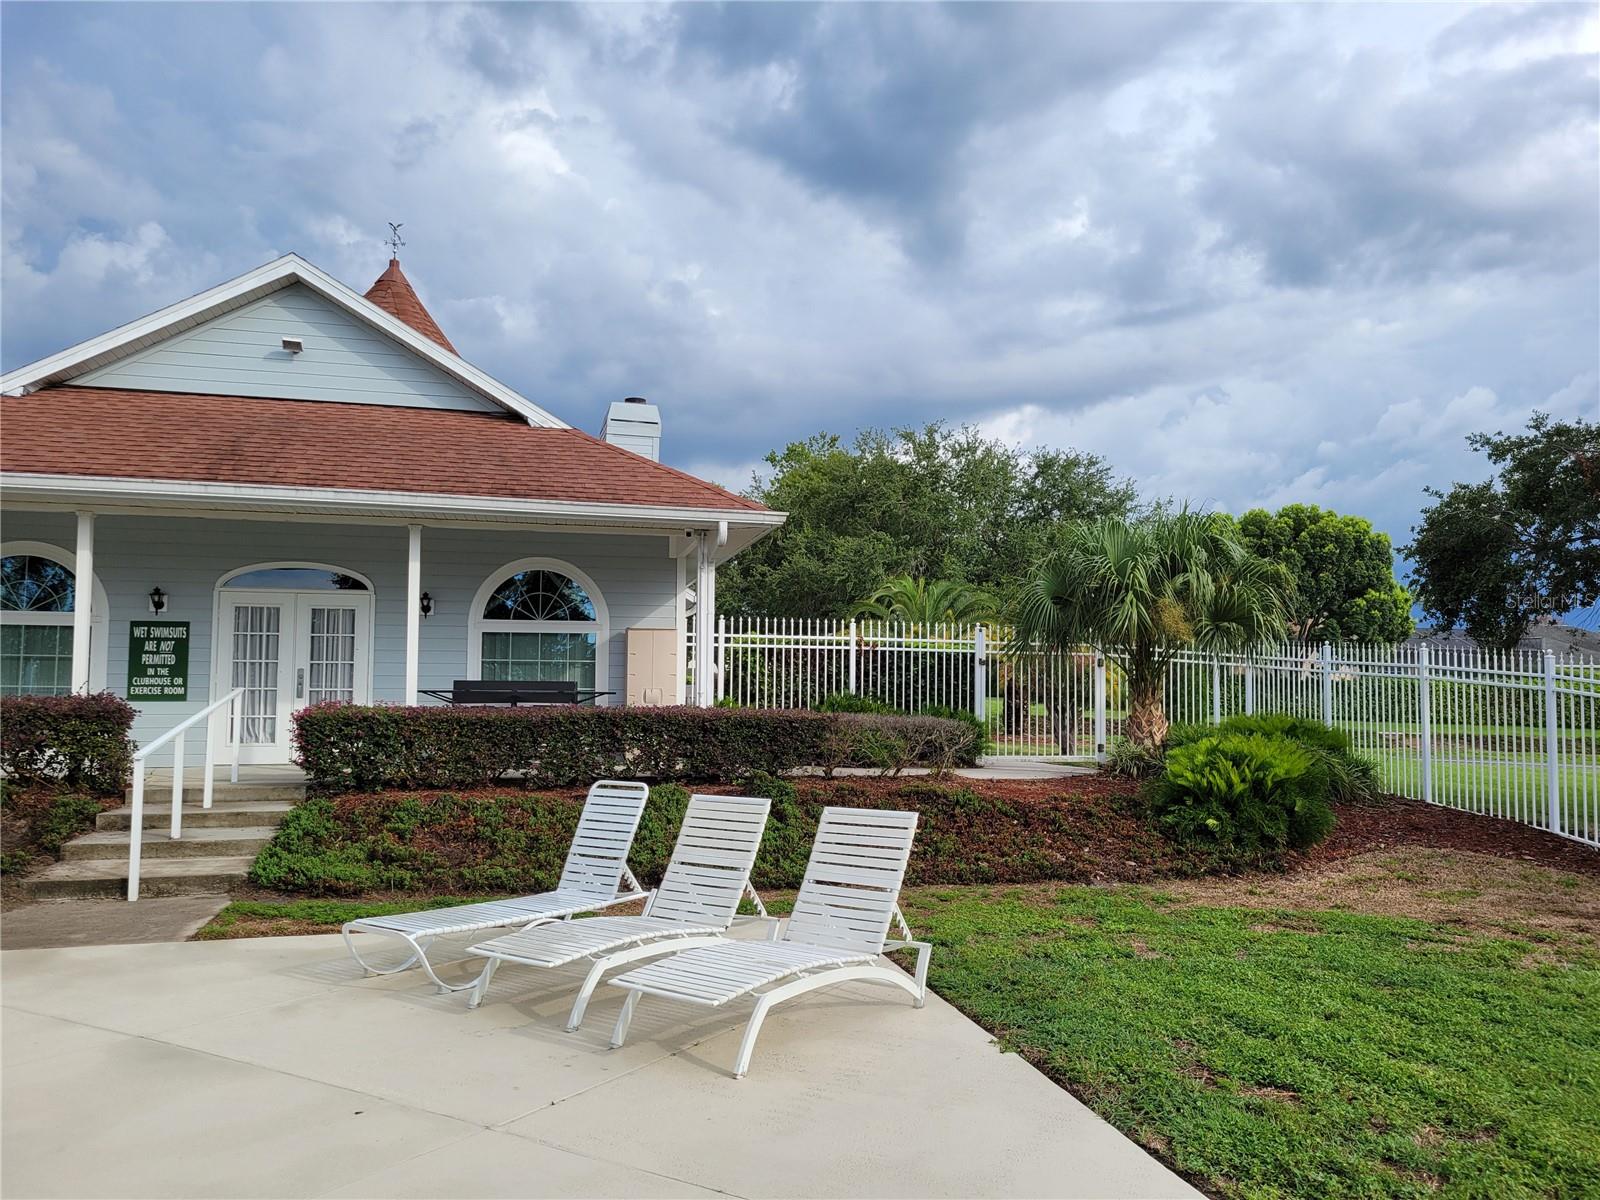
(386, 222, 405, 260)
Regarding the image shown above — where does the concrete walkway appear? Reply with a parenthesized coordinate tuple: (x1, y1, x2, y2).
(2, 932, 1197, 1199)
(1, 895, 229, 950)
(798, 758, 1093, 781)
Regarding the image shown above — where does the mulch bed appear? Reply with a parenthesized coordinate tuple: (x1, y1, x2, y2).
(275, 773, 1596, 904)
(1304, 796, 1600, 878)
(795, 777, 1600, 878)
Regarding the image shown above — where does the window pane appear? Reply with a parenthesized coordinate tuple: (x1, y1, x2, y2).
(0, 555, 75, 613)
(479, 630, 596, 689)
(224, 568, 367, 591)
(0, 622, 72, 696)
(481, 570, 596, 621)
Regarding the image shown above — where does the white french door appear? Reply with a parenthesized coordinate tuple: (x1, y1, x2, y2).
(221, 591, 371, 764)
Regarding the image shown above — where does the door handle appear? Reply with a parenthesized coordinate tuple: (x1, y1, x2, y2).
(296, 668, 305, 699)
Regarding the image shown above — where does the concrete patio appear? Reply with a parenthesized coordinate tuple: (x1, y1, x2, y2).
(1, 929, 1198, 1199)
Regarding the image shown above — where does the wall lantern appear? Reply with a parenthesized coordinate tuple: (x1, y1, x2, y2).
(148, 587, 168, 615)
(419, 592, 434, 619)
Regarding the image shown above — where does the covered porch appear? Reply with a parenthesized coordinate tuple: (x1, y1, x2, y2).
(2, 480, 778, 765)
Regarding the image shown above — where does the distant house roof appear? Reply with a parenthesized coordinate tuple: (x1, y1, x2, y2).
(363, 259, 456, 353)
(1409, 623, 1600, 657)
(1, 386, 770, 515)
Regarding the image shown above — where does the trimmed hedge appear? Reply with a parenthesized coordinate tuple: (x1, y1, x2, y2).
(0, 692, 135, 795)
(249, 776, 1191, 896)
(292, 703, 981, 792)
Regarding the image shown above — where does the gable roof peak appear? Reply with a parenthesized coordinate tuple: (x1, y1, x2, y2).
(363, 257, 456, 353)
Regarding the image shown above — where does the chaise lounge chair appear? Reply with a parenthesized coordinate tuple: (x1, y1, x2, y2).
(462, 792, 773, 1027)
(341, 779, 652, 992)
(607, 805, 931, 1078)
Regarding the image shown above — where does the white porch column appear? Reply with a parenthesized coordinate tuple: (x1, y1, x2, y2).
(694, 531, 718, 706)
(71, 511, 95, 694)
(405, 524, 422, 706)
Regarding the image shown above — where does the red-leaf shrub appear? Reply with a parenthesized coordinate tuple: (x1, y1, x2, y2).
(291, 703, 981, 792)
(0, 692, 136, 795)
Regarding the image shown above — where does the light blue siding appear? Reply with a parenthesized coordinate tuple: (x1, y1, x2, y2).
(74, 285, 499, 412)
(1, 511, 679, 762)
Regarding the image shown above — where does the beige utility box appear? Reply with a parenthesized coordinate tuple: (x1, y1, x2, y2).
(626, 627, 681, 706)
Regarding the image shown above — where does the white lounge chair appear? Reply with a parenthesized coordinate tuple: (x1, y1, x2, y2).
(463, 793, 773, 1027)
(341, 779, 652, 992)
(607, 806, 931, 1078)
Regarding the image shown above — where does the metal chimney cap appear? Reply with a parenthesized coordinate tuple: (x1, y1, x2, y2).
(624, 396, 649, 404)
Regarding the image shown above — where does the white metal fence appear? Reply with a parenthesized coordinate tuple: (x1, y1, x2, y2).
(688, 617, 1600, 848)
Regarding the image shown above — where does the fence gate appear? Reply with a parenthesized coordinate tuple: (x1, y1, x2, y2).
(982, 633, 1104, 760)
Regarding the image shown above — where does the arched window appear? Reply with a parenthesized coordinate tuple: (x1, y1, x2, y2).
(223, 567, 368, 591)
(0, 546, 107, 696)
(469, 560, 606, 693)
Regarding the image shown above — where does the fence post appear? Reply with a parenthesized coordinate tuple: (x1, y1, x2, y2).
(715, 615, 726, 703)
(1244, 659, 1255, 715)
(848, 619, 858, 695)
(1417, 643, 1433, 805)
(1320, 642, 1334, 725)
(1544, 650, 1562, 836)
(1210, 656, 1222, 725)
(972, 625, 987, 723)
(1093, 652, 1108, 760)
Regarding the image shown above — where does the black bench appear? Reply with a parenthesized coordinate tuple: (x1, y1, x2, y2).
(418, 680, 615, 706)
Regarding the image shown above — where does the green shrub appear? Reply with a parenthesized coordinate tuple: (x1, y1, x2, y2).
(917, 703, 986, 746)
(33, 794, 105, 854)
(292, 703, 980, 792)
(1146, 733, 1333, 863)
(1169, 713, 1382, 805)
(0, 692, 135, 795)
(1103, 736, 1165, 780)
(0, 789, 111, 870)
(813, 713, 980, 778)
(815, 692, 895, 714)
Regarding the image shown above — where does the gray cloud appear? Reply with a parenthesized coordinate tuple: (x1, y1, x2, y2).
(2, 1, 1596, 558)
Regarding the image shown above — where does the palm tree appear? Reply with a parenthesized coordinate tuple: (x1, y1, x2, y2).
(853, 576, 994, 625)
(1011, 510, 1289, 749)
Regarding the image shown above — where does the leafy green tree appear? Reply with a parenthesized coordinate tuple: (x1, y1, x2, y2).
(1405, 412, 1600, 651)
(718, 424, 1137, 616)
(1235, 504, 1413, 642)
(852, 576, 994, 624)
(1012, 511, 1289, 748)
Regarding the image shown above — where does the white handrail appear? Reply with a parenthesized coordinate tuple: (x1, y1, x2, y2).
(127, 688, 244, 901)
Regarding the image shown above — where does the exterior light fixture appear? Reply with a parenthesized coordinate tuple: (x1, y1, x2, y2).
(419, 592, 433, 618)
(148, 586, 167, 614)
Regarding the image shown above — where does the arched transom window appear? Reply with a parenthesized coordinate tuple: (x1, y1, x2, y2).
(1, 553, 78, 695)
(476, 567, 602, 690)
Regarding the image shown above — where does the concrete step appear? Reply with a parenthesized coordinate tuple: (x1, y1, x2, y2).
(96, 800, 295, 832)
(62, 827, 280, 862)
(13, 856, 257, 901)
(122, 782, 306, 805)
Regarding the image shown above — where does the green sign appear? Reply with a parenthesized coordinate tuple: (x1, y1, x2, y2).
(128, 621, 190, 701)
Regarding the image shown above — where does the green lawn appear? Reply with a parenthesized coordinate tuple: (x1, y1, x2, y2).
(194, 896, 480, 939)
(902, 884, 1600, 1199)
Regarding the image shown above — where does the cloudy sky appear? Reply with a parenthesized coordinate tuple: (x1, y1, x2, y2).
(3, 2, 1596, 559)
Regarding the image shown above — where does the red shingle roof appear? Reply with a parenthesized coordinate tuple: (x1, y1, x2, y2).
(1, 387, 767, 513)
(363, 259, 457, 352)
